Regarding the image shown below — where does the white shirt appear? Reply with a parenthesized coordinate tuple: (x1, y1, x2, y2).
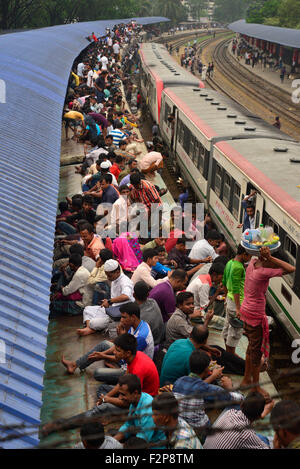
(110, 196, 131, 226)
(113, 43, 120, 54)
(186, 274, 211, 309)
(87, 70, 94, 87)
(100, 56, 109, 71)
(62, 266, 90, 307)
(131, 262, 168, 289)
(190, 239, 219, 261)
(111, 273, 134, 306)
(77, 62, 85, 77)
(86, 147, 108, 165)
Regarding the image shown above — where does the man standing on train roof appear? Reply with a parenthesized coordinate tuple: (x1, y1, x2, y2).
(237, 190, 256, 231)
(239, 246, 295, 397)
(222, 245, 251, 356)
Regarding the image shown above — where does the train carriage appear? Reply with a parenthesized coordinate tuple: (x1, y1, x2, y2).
(211, 137, 300, 340)
(160, 86, 288, 205)
(139, 43, 300, 339)
(139, 43, 204, 123)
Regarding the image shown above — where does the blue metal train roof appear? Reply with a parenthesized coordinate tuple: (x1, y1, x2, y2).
(0, 16, 169, 449)
(229, 19, 300, 49)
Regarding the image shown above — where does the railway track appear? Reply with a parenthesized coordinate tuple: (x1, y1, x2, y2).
(206, 39, 300, 140)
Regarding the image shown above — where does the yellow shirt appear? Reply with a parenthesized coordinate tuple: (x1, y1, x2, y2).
(71, 72, 80, 86)
(63, 111, 84, 121)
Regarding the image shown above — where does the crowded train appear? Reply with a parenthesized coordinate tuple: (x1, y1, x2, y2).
(42, 22, 300, 450)
(139, 45, 300, 342)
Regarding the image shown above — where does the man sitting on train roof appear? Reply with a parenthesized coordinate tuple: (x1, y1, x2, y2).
(77, 259, 134, 336)
(167, 236, 213, 279)
(189, 229, 222, 261)
(50, 253, 90, 317)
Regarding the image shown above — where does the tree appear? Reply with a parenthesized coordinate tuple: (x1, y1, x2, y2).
(153, 0, 188, 24)
(278, 0, 300, 27)
(0, 0, 43, 30)
(189, 0, 208, 21)
(213, 0, 248, 23)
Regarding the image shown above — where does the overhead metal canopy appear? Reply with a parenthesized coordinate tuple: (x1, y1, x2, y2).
(229, 19, 300, 49)
(0, 16, 169, 449)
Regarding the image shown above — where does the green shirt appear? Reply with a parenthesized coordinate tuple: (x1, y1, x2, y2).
(222, 259, 245, 302)
(141, 240, 157, 252)
(160, 339, 196, 386)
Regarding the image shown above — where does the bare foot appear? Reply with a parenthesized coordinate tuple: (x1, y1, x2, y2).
(261, 399, 275, 419)
(77, 326, 96, 336)
(61, 355, 77, 374)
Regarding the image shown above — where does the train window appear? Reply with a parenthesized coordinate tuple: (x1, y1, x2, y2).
(189, 135, 195, 161)
(177, 119, 183, 144)
(198, 146, 205, 174)
(232, 183, 241, 220)
(183, 125, 190, 154)
(193, 139, 199, 164)
(223, 173, 231, 209)
(285, 236, 297, 261)
(284, 236, 297, 287)
(165, 103, 171, 124)
(267, 216, 279, 234)
(214, 163, 222, 197)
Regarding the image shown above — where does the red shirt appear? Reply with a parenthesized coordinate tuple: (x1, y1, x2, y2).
(110, 163, 121, 180)
(127, 351, 159, 396)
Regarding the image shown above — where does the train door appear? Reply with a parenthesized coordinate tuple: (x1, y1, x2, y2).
(246, 182, 264, 227)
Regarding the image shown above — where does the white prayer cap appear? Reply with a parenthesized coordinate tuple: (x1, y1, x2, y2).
(104, 259, 119, 272)
(100, 161, 110, 169)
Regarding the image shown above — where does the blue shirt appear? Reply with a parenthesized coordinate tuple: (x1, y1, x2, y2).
(109, 129, 125, 147)
(100, 185, 119, 204)
(128, 320, 154, 359)
(119, 392, 165, 445)
(160, 339, 196, 386)
(152, 261, 171, 277)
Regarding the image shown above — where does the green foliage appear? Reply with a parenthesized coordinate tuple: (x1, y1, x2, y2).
(188, 0, 208, 21)
(152, 0, 188, 24)
(246, 0, 300, 28)
(278, 0, 300, 27)
(0, 0, 155, 30)
(213, 0, 248, 23)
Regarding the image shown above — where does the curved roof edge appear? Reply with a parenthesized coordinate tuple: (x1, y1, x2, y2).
(229, 19, 300, 49)
(0, 16, 168, 449)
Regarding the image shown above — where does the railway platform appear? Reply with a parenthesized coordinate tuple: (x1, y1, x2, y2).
(228, 40, 296, 97)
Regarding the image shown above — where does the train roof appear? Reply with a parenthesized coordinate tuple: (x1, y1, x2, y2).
(163, 87, 288, 141)
(216, 138, 300, 224)
(140, 43, 201, 87)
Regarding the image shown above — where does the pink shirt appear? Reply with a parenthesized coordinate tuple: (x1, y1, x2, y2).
(240, 258, 283, 326)
(139, 151, 163, 171)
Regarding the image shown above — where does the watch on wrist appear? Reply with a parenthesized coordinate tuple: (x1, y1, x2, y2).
(108, 299, 112, 305)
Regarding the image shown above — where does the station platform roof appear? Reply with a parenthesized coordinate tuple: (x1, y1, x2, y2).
(229, 19, 300, 49)
(0, 15, 169, 449)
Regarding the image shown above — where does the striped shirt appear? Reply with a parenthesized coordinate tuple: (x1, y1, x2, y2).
(109, 129, 126, 147)
(129, 180, 161, 211)
(173, 374, 243, 429)
(203, 409, 269, 449)
(168, 417, 202, 449)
